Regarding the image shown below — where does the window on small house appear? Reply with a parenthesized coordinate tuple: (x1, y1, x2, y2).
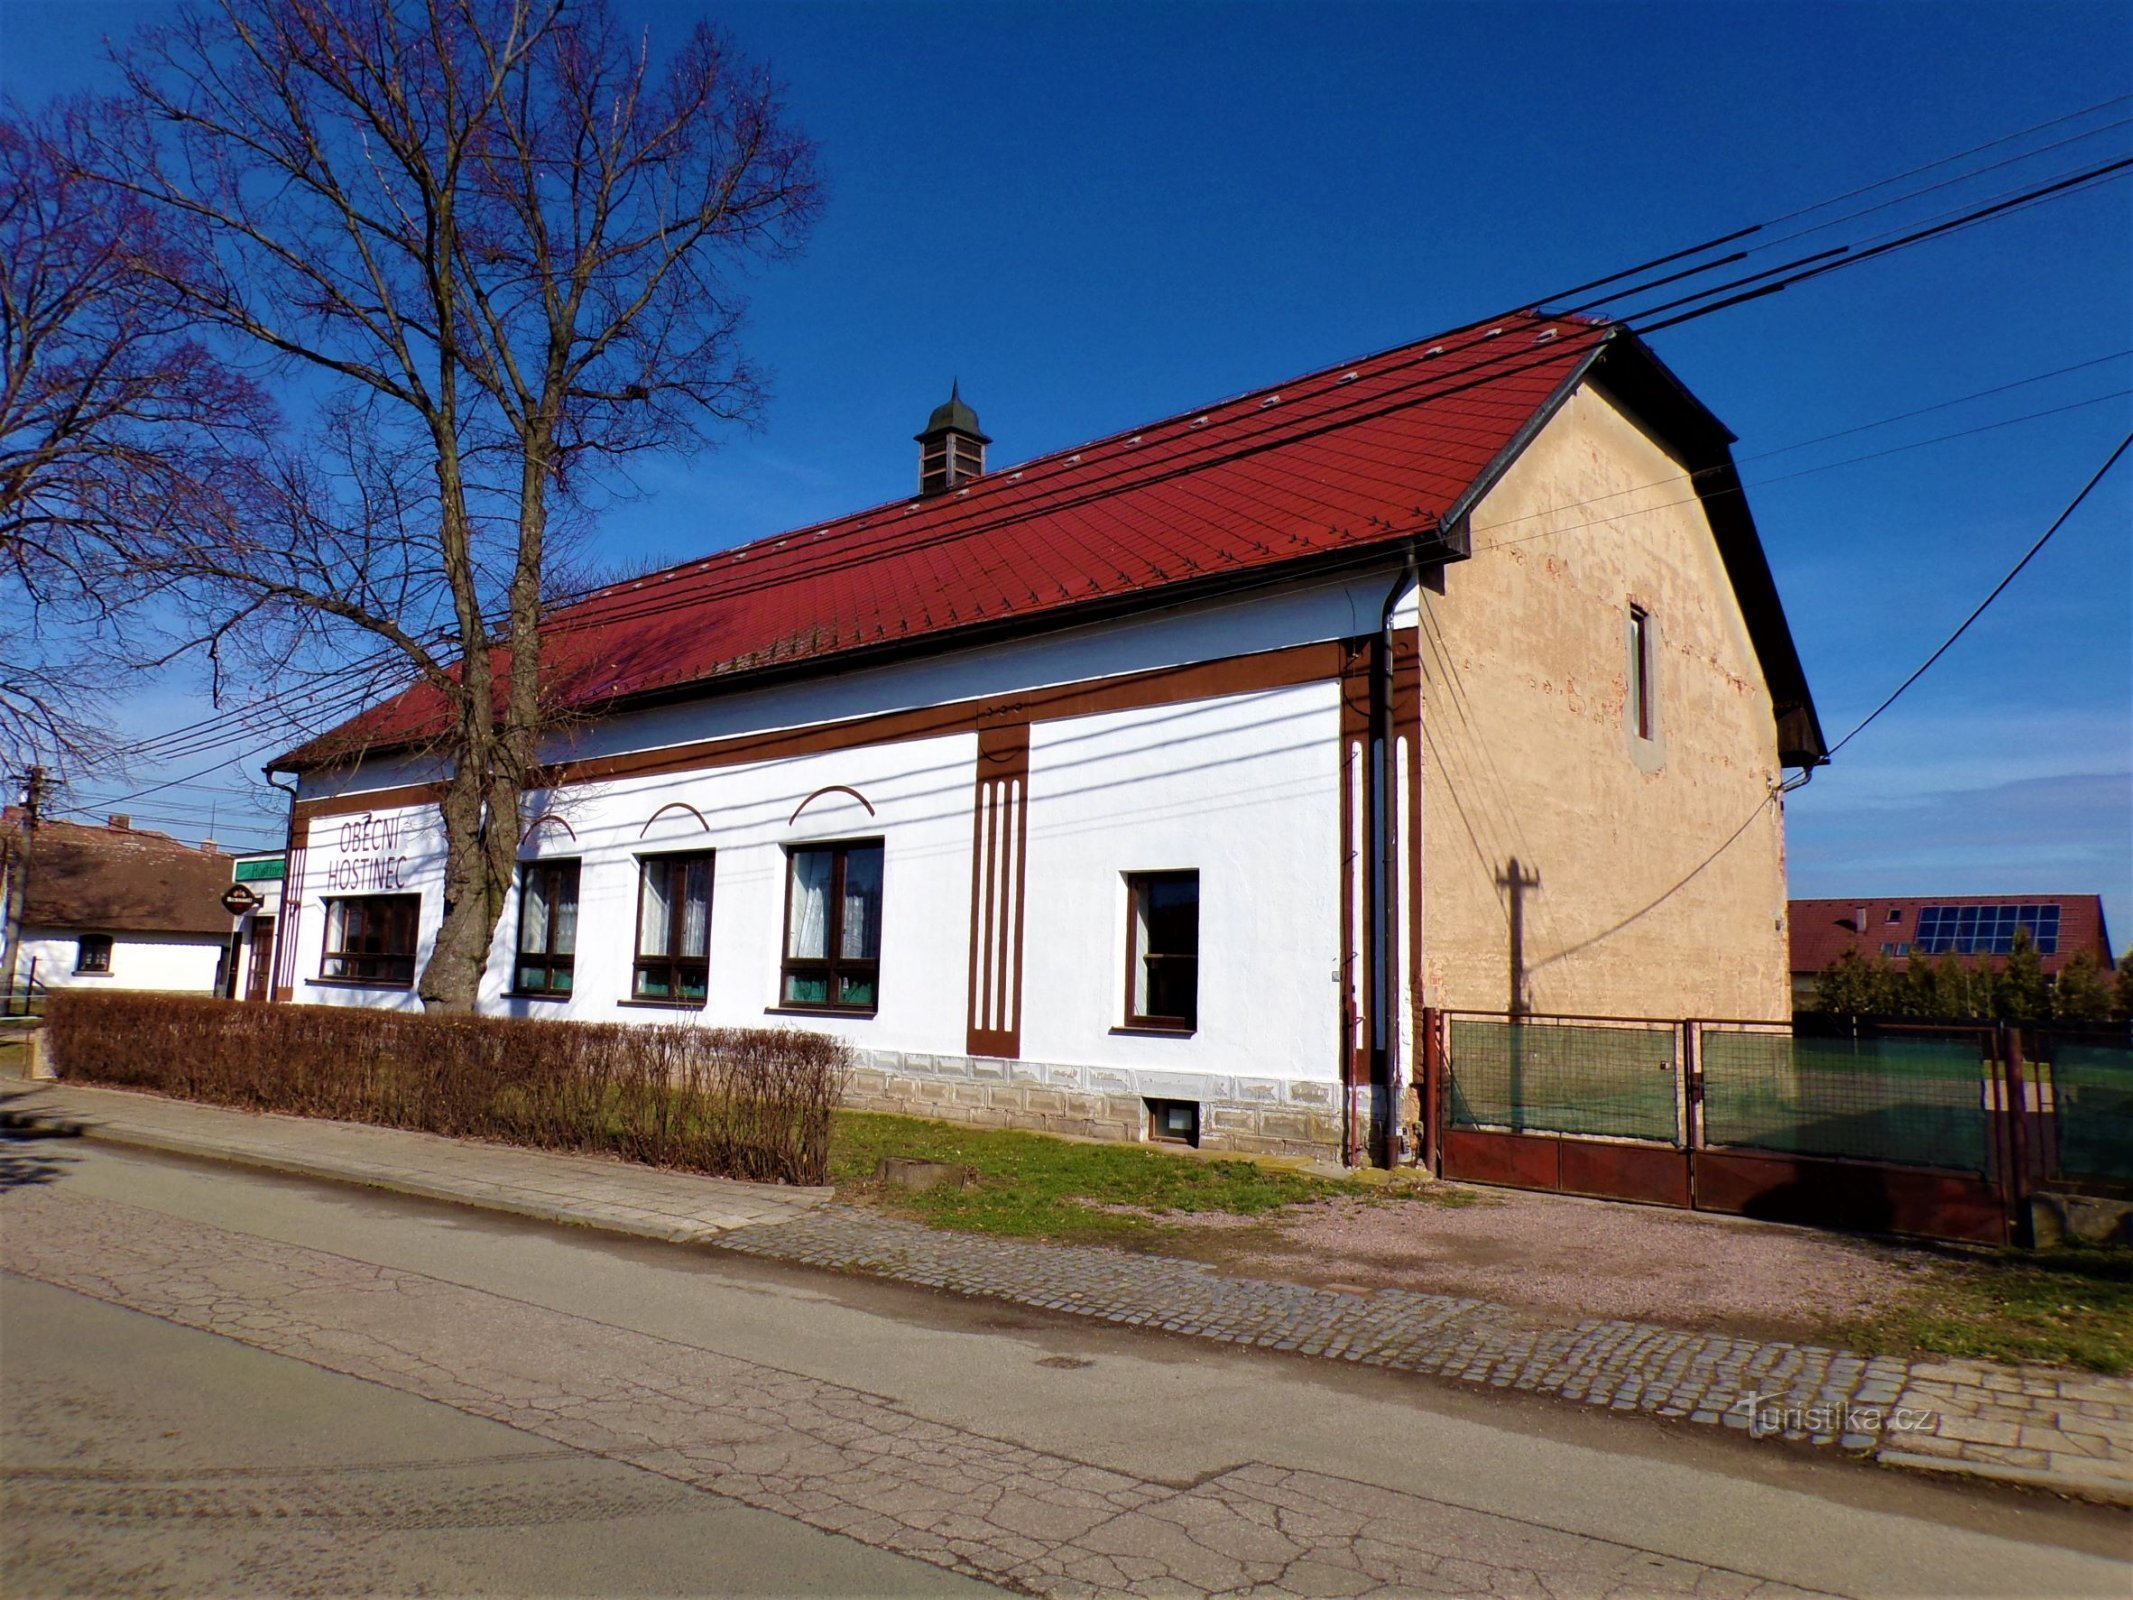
(514, 860, 580, 996)
(320, 895, 420, 986)
(1125, 871, 1199, 1030)
(1627, 606, 1655, 741)
(634, 852, 713, 1004)
(75, 934, 112, 974)
(781, 841, 883, 1011)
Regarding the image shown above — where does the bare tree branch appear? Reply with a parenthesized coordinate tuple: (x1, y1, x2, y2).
(84, 0, 820, 1009)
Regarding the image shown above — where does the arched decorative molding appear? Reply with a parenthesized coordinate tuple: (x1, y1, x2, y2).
(788, 784, 876, 826)
(521, 811, 579, 846)
(638, 800, 710, 838)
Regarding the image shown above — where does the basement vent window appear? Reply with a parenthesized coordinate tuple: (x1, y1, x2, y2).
(1146, 1098, 1200, 1148)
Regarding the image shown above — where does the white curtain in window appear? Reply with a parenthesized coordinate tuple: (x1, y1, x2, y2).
(325, 900, 347, 954)
(788, 851, 831, 958)
(680, 859, 710, 957)
(553, 871, 578, 956)
(841, 847, 883, 960)
(640, 862, 672, 957)
(520, 872, 549, 953)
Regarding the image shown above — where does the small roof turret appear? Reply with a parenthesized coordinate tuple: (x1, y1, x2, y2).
(917, 380, 991, 444)
(916, 380, 989, 494)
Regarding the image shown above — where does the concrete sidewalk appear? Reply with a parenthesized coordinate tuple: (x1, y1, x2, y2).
(5, 1081, 828, 1243)
(9, 1079, 2131, 1508)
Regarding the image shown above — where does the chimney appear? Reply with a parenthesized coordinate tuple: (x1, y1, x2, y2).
(108, 814, 131, 831)
(915, 381, 989, 495)
(200, 839, 219, 854)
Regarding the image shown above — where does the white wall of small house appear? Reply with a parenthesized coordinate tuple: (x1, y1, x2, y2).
(18, 929, 227, 993)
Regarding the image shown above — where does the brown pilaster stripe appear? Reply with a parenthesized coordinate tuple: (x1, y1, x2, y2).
(966, 720, 1030, 1059)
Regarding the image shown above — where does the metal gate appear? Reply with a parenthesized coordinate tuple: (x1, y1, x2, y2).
(1427, 1011, 2019, 1244)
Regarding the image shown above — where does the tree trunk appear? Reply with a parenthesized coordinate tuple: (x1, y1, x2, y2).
(420, 726, 512, 1013)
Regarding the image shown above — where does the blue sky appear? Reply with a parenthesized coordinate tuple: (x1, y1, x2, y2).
(5, 0, 2130, 948)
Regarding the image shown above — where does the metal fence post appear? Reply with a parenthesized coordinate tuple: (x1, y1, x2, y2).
(2005, 1026, 2033, 1247)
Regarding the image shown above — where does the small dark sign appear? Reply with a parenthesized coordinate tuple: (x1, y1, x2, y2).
(220, 883, 262, 915)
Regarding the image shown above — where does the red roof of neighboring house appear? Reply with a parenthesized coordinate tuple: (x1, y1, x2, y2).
(278, 313, 1822, 769)
(1789, 895, 2116, 977)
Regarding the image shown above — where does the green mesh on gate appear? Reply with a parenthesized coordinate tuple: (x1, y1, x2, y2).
(1447, 1020, 1680, 1143)
(2048, 1043, 2133, 1186)
(1699, 1032, 1988, 1172)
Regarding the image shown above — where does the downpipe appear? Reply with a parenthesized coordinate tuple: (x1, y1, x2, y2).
(1370, 552, 1420, 1167)
(264, 768, 301, 1003)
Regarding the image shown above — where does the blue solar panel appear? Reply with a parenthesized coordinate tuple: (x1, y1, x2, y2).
(1911, 903, 2060, 956)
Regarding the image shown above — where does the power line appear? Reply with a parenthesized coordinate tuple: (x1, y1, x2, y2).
(86, 107, 2133, 775)
(98, 347, 2133, 793)
(109, 111, 2130, 756)
(1826, 427, 2133, 757)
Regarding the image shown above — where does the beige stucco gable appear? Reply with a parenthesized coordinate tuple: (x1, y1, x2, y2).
(1418, 379, 1793, 1023)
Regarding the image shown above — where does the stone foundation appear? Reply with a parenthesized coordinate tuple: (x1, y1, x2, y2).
(844, 1049, 1344, 1159)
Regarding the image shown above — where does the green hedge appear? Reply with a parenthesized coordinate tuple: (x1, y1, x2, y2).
(46, 991, 850, 1186)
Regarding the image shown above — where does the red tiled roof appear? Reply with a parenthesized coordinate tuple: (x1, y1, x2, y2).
(280, 312, 1616, 767)
(1789, 895, 2116, 976)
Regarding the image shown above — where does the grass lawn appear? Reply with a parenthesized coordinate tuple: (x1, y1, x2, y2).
(1842, 1246, 2133, 1376)
(828, 1109, 1460, 1246)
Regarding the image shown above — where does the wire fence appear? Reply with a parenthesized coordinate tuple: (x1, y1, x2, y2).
(2032, 1035, 2133, 1188)
(1698, 1027, 1991, 1173)
(1446, 1018, 1681, 1143)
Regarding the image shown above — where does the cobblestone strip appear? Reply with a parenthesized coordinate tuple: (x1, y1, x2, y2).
(1, 1190, 1825, 1599)
(716, 1208, 2133, 1494)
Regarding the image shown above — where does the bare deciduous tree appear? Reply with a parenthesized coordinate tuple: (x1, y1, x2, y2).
(0, 103, 269, 777)
(95, 0, 820, 1009)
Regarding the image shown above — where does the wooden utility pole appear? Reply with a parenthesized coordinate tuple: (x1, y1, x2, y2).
(1497, 855, 1541, 1133)
(1, 765, 49, 1013)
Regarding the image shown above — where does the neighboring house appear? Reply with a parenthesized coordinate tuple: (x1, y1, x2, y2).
(0, 813, 237, 997)
(268, 313, 1824, 1164)
(222, 852, 288, 1003)
(1789, 894, 2117, 1007)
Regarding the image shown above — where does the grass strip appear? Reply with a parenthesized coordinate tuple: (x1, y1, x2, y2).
(828, 1109, 1465, 1246)
(1842, 1245, 2133, 1375)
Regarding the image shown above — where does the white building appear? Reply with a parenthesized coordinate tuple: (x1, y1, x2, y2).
(222, 852, 287, 1003)
(268, 316, 1825, 1163)
(1, 814, 236, 1000)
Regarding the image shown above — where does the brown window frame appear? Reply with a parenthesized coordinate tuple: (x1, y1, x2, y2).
(318, 894, 420, 988)
(1123, 870, 1199, 1032)
(75, 933, 113, 975)
(630, 850, 714, 1006)
(1628, 605, 1655, 741)
(778, 839, 883, 1015)
(512, 859, 580, 998)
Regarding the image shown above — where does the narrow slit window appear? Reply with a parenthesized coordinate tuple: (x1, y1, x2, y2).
(1628, 605, 1655, 741)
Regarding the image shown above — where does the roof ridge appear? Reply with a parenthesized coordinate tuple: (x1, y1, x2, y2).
(563, 311, 1610, 618)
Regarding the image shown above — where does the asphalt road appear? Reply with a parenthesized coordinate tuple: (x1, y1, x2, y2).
(3, 1139, 2127, 1598)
